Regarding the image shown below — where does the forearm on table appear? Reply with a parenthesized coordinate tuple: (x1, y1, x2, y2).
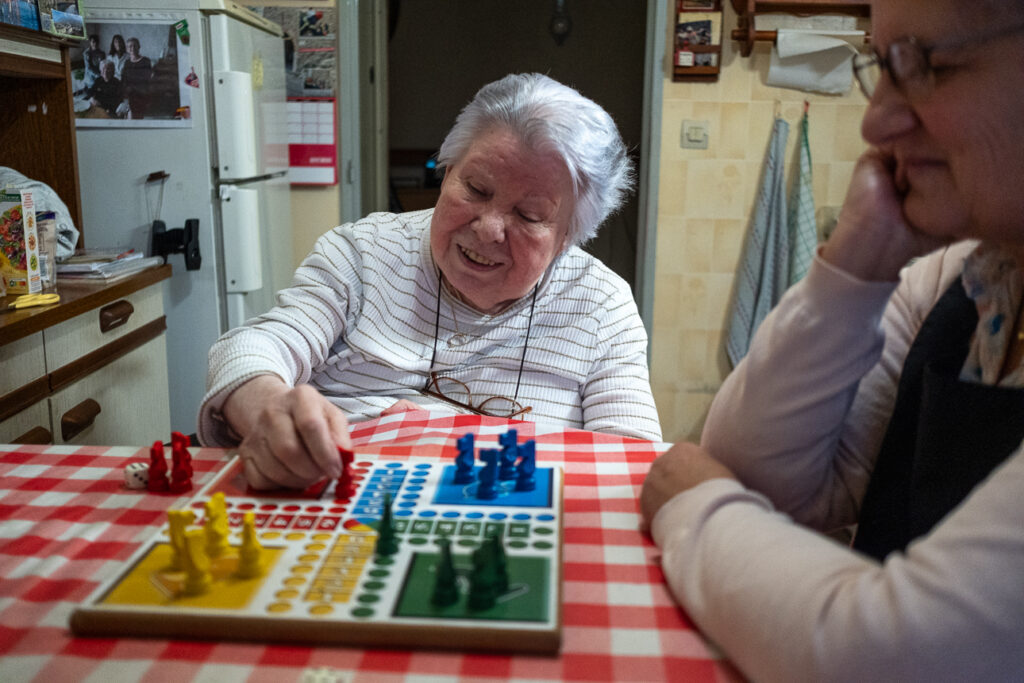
(653, 455, 1024, 683)
(701, 254, 896, 511)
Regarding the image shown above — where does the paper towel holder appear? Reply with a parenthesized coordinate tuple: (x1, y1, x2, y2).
(730, 0, 870, 57)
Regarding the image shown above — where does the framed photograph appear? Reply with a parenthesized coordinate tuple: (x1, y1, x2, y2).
(69, 19, 193, 128)
(681, 0, 716, 9)
(673, 4, 723, 81)
(0, 0, 41, 30)
(37, 0, 85, 37)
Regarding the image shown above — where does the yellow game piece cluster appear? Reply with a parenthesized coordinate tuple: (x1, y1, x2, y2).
(164, 496, 265, 596)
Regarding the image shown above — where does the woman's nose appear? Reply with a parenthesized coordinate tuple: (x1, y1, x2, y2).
(860, 75, 919, 146)
(473, 210, 507, 242)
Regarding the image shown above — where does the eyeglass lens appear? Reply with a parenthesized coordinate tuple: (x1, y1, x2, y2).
(855, 39, 933, 99)
(430, 375, 526, 418)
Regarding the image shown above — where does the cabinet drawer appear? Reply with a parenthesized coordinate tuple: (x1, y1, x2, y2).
(0, 401, 52, 444)
(44, 286, 164, 371)
(0, 332, 46, 396)
(49, 334, 170, 446)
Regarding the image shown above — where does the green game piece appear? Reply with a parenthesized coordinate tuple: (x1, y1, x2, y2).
(468, 542, 500, 610)
(375, 493, 399, 556)
(431, 537, 458, 607)
(489, 534, 509, 594)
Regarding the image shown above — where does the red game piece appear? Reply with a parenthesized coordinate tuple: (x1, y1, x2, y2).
(147, 441, 169, 492)
(169, 433, 193, 494)
(336, 447, 356, 499)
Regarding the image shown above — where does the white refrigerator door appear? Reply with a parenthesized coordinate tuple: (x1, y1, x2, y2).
(208, 13, 289, 179)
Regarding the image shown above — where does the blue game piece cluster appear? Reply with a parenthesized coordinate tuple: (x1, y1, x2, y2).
(454, 430, 537, 499)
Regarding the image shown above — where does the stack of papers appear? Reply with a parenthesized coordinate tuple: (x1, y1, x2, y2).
(57, 249, 162, 283)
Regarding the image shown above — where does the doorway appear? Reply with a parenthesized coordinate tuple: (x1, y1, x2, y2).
(384, 0, 650, 291)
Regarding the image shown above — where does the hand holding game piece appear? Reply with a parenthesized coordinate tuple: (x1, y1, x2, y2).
(223, 376, 353, 490)
(454, 433, 476, 484)
(147, 441, 169, 492)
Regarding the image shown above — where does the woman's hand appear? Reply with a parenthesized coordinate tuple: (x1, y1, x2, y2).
(222, 375, 352, 490)
(822, 149, 950, 282)
(640, 442, 737, 530)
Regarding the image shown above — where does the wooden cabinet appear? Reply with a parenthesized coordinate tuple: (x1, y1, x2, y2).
(0, 23, 84, 238)
(0, 267, 173, 445)
(1, 25, 173, 446)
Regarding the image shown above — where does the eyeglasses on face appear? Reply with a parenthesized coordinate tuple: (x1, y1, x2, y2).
(852, 21, 1024, 101)
(421, 372, 533, 419)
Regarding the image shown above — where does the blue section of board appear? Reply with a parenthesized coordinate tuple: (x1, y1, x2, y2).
(432, 465, 553, 508)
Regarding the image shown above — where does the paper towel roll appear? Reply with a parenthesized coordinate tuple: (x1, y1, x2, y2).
(766, 29, 865, 95)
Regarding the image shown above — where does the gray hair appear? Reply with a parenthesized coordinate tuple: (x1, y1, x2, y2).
(436, 73, 634, 248)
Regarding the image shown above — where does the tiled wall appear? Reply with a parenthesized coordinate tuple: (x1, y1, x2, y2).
(651, 7, 869, 443)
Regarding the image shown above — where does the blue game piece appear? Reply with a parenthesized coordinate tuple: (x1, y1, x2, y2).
(498, 429, 518, 481)
(454, 433, 475, 484)
(515, 440, 536, 492)
(476, 448, 499, 500)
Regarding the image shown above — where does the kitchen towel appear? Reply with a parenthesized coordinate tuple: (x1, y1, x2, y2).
(788, 107, 817, 286)
(726, 117, 790, 367)
(767, 29, 864, 94)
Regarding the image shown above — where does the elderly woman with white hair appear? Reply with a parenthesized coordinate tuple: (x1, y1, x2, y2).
(199, 73, 661, 489)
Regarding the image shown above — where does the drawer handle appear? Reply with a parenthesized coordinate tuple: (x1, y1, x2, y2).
(14, 426, 53, 445)
(61, 398, 102, 441)
(100, 300, 134, 333)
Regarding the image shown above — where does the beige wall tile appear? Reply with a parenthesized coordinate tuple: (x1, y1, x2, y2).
(651, 36, 866, 441)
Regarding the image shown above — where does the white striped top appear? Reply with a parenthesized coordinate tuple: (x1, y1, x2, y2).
(198, 210, 662, 444)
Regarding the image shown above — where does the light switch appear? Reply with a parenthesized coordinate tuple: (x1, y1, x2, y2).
(681, 120, 709, 149)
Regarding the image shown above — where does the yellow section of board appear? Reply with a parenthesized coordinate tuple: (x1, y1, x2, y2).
(100, 542, 285, 609)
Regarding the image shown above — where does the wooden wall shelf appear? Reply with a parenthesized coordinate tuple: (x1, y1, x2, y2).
(729, 0, 870, 57)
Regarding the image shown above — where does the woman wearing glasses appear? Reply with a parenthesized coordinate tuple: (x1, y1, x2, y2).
(642, 0, 1024, 680)
(199, 73, 661, 489)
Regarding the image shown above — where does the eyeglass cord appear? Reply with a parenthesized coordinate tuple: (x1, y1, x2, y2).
(425, 271, 538, 408)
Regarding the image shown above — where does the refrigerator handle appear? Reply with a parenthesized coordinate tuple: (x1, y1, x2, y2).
(220, 185, 263, 293)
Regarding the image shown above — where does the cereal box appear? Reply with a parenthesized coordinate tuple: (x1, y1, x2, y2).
(0, 190, 41, 294)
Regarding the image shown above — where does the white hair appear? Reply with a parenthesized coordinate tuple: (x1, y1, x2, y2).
(436, 73, 634, 248)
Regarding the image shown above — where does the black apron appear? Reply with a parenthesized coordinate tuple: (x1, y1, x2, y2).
(852, 278, 1024, 561)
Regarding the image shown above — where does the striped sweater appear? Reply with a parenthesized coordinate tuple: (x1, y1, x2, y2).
(198, 210, 662, 444)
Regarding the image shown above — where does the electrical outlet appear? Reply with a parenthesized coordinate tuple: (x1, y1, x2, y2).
(681, 120, 709, 149)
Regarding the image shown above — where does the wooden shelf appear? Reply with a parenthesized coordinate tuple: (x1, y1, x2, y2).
(729, 0, 870, 56)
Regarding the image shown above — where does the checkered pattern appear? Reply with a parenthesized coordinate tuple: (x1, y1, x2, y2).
(0, 411, 742, 682)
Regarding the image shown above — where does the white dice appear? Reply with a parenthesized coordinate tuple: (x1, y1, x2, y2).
(124, 461, 149, 489)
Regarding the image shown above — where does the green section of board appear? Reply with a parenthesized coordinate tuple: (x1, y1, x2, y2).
(394, 551, 549, 622)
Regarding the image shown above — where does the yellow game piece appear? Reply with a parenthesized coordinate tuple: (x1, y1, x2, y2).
(204, 492, 230, 558)
(167, 509, 195, 570)
(182, 529, 212, 596)
(235, 511, 264, 579)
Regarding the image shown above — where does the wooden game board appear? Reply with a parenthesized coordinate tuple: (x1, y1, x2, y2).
(70, 439, 564, 654)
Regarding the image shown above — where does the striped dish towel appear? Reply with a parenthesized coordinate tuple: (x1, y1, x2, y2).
(788, 109, 817, 286)
(726, 117, 790, 367)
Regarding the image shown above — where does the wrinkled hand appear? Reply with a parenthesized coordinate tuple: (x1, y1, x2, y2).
(380, 399, 423, 417)
(223, 375, 352, 490)
(822, 149, 950, 282)
(640, 442, 736, 531)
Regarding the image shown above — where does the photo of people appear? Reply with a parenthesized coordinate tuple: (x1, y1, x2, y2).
(70, 20, 192, 128)
(677, 19, 713, 48)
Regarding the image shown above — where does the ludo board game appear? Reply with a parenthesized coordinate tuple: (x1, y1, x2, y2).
(70, 430, 564, 653)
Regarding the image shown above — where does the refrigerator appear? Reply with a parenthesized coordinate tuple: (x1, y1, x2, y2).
(75, 0, 293, 434)
(74, 0, 292, 436)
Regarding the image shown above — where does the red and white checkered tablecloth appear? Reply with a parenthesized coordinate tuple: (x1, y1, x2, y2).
(0, 410, 742, 682)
